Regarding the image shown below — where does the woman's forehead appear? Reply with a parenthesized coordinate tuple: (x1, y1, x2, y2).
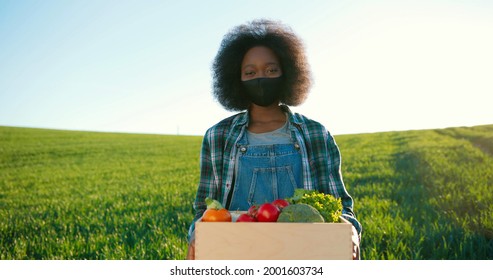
(242, 46, 280, 66)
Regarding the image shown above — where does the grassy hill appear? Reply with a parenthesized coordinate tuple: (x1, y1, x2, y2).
(1, 125, 492, 259)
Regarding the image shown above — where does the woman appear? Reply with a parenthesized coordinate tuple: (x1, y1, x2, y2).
(187, 19, 361, 259)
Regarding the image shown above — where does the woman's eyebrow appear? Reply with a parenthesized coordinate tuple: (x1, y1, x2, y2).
(242, 62, 280, 70)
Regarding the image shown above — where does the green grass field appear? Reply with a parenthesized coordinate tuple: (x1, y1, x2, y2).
(1, 124, 492, 259)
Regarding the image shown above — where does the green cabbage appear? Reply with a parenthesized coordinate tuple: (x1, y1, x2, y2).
(277, 203, 325, 223)
(288, 189, 343, 223)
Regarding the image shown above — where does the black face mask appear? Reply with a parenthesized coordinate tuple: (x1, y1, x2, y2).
(241, 77, 283, 107)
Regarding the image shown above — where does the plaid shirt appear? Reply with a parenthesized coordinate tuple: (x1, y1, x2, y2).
(188, 105, 362, 239)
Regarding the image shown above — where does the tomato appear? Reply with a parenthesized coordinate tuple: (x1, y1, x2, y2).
(256, 203, 280, 222)
(272, 199, 290, 209)
(247, 205, 259, 217)
(201, 208, 232, 222)
(236, 213, 257, 222)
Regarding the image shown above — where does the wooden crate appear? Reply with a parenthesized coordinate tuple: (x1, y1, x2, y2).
(195, 218, 352, 260)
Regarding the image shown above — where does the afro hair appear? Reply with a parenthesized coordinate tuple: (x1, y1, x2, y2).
(212, 19, 312, 111)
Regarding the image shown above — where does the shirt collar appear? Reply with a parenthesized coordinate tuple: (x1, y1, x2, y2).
(281, 105, 303, 127)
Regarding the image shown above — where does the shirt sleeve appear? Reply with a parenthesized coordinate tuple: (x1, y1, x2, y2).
(187, 129, 217, 242)
(325, 134, 363, 236)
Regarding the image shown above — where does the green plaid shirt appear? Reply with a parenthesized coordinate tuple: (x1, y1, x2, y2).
(188, 105, 361, 239)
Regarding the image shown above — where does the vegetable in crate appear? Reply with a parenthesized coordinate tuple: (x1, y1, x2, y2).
(288, 189, 342, 223)
(271, 199, 290, 209)
(256, 202, 281, 222)
(236, 213, 257, 222)
(201, 197, 232, 222)
(277, 203, 325, 223)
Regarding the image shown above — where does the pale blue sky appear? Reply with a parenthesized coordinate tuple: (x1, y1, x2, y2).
(1, 0, 492, 136)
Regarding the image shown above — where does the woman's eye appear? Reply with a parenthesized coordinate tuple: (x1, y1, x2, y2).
(245, 71, 255, 76)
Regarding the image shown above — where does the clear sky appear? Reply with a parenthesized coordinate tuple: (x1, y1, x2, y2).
(1, 0, 492, 136)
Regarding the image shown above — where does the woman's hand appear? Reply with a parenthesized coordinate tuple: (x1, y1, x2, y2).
(352, 226, 360, 260)
(186, 234, 195, 260)
(186, 242, 195, 260)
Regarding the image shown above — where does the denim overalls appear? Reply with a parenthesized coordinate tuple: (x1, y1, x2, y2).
(228, 121, 303, 211)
